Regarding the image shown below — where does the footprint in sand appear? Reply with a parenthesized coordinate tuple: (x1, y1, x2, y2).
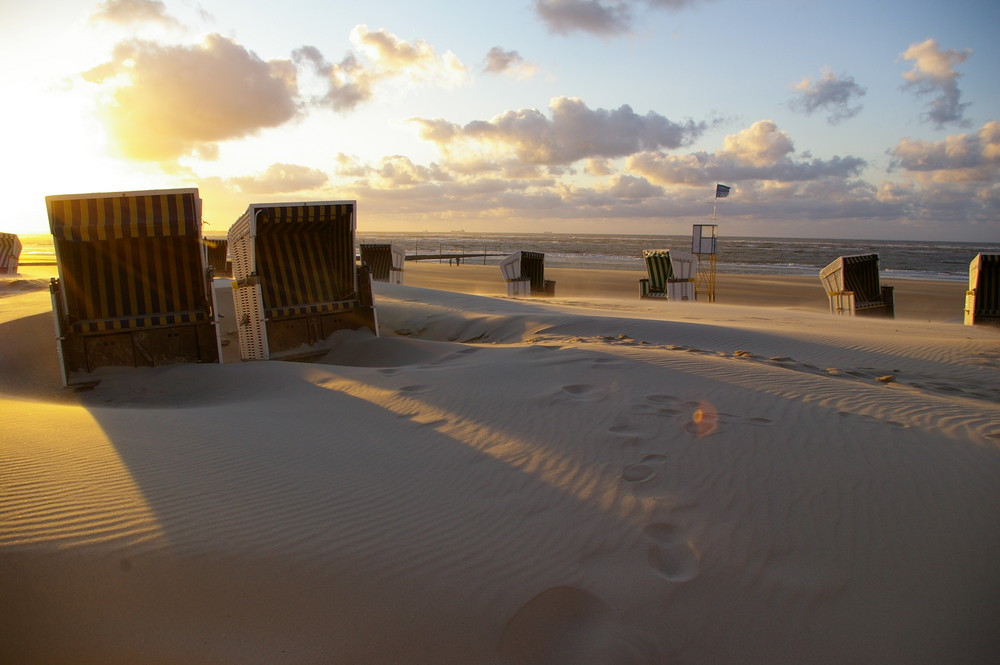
(621, 453, 669, 484)
(643, 523, 700, 582)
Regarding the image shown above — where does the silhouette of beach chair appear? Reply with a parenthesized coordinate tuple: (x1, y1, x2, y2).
(204, 237, 232, 277)
(227, 201, 378, 361)
(639, 249, 698, 301)
(964, 253, 999, 326)
(359, 243, 404, 284)
(499, 251, 555, 297)
(45, 189, 221, 386)
(819, 253, 894, 318)
(0, 232, 21, 274)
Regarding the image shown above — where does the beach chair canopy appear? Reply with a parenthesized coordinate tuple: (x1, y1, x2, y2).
(45, 189, 220, 385)
(965, 253, 1000, 325)
(227, 201, 377, 360)
(0, 232, 22, 274)
(359, 243, 405, 284)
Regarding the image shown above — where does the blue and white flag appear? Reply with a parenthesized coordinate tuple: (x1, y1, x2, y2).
(715, 184, 732, 198)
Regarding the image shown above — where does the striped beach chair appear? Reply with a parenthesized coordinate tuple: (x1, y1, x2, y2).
(203, 237, 232, 277)
(819, 253, 894, 318)
(964, 253, 1000, 326)
(639, 249, 698, 301)
(359, 243, 404, 284)
(227, 201, 378, 361)
(46, 189, 221, 386)
(499, 251, 555, 297)
(0, 232, 22, 274)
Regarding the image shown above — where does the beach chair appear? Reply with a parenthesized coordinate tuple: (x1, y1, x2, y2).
(45, 189, 221, 386)
(964, 253, 1000, 326)
(203, 237, 232, 277)
(499, 251, 555, 297)
(359, 243, 404, 284)
(639, 249, 698, 301)
(227, 200, 378, 361)
(0, 232, 22, 274)
(819, 253, 894, 318)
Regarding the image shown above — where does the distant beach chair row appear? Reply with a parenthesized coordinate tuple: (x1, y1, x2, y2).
(44, 189, 378, 386)
(0, 232, 22, 274)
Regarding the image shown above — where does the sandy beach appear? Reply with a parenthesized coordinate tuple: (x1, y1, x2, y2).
(2, 261, 998, 664)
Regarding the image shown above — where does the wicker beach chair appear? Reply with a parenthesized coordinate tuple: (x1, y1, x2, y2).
(45, 189, 221, 386)
(819, 253, 894, 318)
(639, 249, 698, 301)
(227, 201, 378, 361)
(359, 243, 405, 284)
(499, 250, 555, 297)
(0, 232, 22, 275)
(964, 253, 1000, 326)
(203, 237, 232, 277)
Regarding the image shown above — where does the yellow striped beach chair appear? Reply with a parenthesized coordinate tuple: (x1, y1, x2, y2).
(359, 243, 404, 284)
(819, 253, 894, 318)
(0, 232, 22, 274)
(227, 201, 378, 360)
(46, 189, 221, 386)
(203, 237, 232, 277)
(964, 253, 999, 326)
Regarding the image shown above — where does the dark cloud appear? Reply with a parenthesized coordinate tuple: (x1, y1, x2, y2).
(411, 96, 705, 166)
(83, 34, 298, 162)
(900, 38, 971, 128)
(790, 69, 866, 125)
(534, 0, 710, 36)
(229, 163, 328, 194)
(89, 0, 181, 27)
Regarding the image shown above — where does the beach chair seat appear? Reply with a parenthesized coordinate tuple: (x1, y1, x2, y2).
(228, 201, 377, 361)
(819, 254, 894, 318)
(639, 249, 697, 301)
(965, 253, 1000, 326)
(500, 250, 555, 297)
(0, 232, 22, 274)
(46, 189, 221, 385)
(359, 243, 405, 284)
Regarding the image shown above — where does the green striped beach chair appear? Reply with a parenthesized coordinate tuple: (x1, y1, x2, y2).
(639, 249, 697, 301)
(0, 232, 22, 274)
(819, 253, 894, 318)
(499, 250, 555, 297)
(227, 201, 378, 361)
(965, 253, 1000, 326)
(359, 243, 404, 284)
(46, 189, 221, 386)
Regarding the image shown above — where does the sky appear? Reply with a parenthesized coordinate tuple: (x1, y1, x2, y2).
(2, 0, 998, 240)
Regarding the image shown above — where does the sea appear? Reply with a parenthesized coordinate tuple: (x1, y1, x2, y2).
(16, 232, 996, 283)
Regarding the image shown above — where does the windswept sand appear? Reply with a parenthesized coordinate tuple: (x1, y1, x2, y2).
(2, 263, 998, 664)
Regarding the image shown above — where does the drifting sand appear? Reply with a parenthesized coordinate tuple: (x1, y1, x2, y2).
(2, 263, 998, 664)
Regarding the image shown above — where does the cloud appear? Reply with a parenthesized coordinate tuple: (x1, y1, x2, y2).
(411, 96, 706, 167)
(790, 68, 866, 124)
(482, 47, 538, 79)
(294, 26, 467, 112)
(534, 0, 710, 36)
(890, 121, 1000, 183)
(900, 38, 972, 128)
(83, 34, 298, 162)
(228, 163, 328, 194)
(627, 120, 866, 185)
(89, 0, 181, 27)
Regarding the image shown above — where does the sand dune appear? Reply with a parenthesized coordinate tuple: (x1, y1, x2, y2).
(2, 264, 999, 664)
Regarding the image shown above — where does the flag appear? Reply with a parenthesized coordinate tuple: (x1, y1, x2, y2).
(715, 184, 732, 198)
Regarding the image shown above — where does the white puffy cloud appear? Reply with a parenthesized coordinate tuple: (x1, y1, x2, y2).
(482, 47, 538, 79)
(890, 121, 1000, 183)
(411, 96, 705, 167)
(228, 163, 328, 194)
(294, 26, 467, 112)
(82, 34, 298, 162)
(89, 0, 181, 27)
(790, 68, 866, 124)
(900, 38, 972, 128)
